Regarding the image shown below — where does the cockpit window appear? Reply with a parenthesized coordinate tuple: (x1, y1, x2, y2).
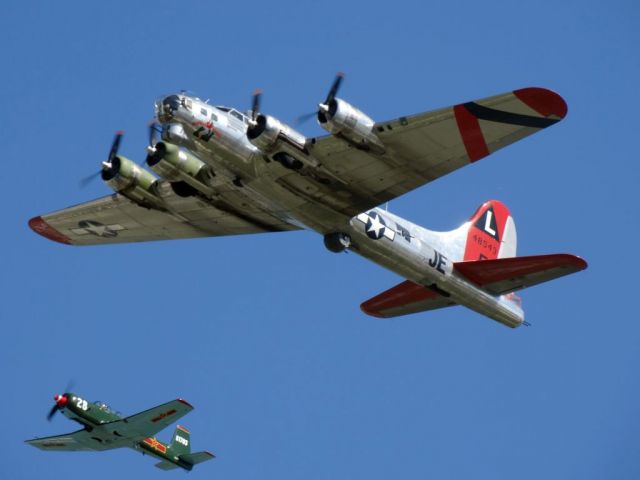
(230, 110, 244, 122)
(93, 400, 114, 413)
(163, 95, 181, 112)
(216, 106, 231, 112)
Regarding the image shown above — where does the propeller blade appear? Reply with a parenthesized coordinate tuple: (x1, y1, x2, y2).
(143, 122, 163, 166)
(324, 72, 344, 104)
(251, 88, 262, 121)
(46, 404, 59, 422)
(294, 111, 317, 127)
(148, 121, 161, 147)
(78, 170, 101, 188)
(63, 379, 76, 393)
(107, 131, 124, 164)
(81, 131, 124, 187)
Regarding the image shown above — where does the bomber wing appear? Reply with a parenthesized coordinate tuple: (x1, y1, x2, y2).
(307, 87, 566, 216)
(29, 183, 299, 246)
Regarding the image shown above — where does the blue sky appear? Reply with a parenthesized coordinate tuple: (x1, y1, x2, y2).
(1, 0, 639, 478)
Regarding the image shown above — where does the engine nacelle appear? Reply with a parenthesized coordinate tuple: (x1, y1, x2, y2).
(101, 156, 163, 209)
(318, 98, 385, 154)
(163, 123, 188, 144)
(146, 141, 217, 197)
(247, 114, 307, 154)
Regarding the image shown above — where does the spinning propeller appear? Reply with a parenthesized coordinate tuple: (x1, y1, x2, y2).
(295, 72, 344, 126)
(79, 131, 124, 188)
(145, 121, 163, 164)
(249, 88, 262, 126)
(148, 121, 163, 149)
(47, 380, 75, 421)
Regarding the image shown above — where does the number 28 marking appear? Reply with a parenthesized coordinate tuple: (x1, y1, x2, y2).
(74, 397, 88, 411)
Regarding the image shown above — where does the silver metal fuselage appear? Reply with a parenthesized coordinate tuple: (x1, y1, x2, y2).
(157, 95, 523, 327)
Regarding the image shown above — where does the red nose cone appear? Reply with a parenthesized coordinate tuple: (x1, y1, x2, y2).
(54, 394, 68, 407)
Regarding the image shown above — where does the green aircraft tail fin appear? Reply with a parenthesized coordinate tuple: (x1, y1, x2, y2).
(169, 425, 191, 456)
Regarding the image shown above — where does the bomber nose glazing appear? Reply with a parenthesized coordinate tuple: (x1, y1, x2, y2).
(157, 95, 181, 122)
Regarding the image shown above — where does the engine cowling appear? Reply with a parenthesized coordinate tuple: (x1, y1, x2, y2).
(318, 98, 385, 154)
(146, 142, 206, 179)
(101, 156, 163, 208)
(146, 141, 217, 197)
(247, 114, 307, 154)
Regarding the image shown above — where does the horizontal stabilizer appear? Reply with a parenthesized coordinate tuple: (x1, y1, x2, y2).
(180, 451, 216, 467)
(155, 461, 179, 471)
(453, 254, 587, 295)
(361, 280, 456, 318)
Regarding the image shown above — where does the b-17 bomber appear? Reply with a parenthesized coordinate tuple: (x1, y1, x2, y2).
(26, 391, 214, 471)
(29, 74, 587, 327)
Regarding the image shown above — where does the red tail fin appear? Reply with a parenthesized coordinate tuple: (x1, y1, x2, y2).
(463, 200, 516, 261)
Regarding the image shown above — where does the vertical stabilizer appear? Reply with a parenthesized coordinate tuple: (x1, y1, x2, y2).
(463, 200, 517, 261)
(170, 425, 191, 456)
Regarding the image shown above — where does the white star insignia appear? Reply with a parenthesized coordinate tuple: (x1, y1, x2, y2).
(366, 214, 385, 238)
(355, 211, 396, 241)
(71, 221, 125, 237)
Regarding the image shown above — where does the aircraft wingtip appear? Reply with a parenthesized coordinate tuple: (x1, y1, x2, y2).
(28, 216, 73, 245)
(514, 87, 568, 119)
(177, 398, 194, 409)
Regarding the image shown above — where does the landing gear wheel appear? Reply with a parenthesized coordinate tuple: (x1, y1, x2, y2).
(324, 232, 351, 253)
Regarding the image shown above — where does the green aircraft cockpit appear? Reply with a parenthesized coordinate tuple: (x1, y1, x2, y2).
(92, 400, 120, 416)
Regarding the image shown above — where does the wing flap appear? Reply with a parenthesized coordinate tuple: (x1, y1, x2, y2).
(453, 254, 588, 295)
(361, 280, 456, 318)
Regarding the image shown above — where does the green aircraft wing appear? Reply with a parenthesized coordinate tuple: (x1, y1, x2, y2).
(25, 429, 120, 451)
(108, 398, 194, 440)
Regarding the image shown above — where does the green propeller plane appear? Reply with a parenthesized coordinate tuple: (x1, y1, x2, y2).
(25, 391, 215, 471)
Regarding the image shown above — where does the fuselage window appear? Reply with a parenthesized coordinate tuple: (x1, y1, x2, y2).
(200, 108, 208, 116)
(211, 112, 218, 122)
